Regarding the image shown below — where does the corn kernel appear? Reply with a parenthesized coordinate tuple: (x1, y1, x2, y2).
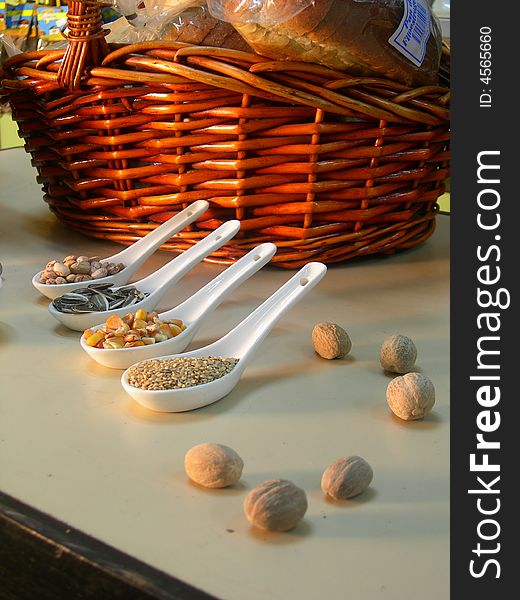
(158, 323, 173, 336)
(114, 324, 130, 335)
(83, 329, 93, 339)
(165, 319, 180, 327)
(135, 308, 148, 321)
(142, 337, 156, 345)
(133, 319, 148, 330)
(169, 324, 182, 336)
(107, 336, 125, 349)
(106, 315, 125, 331)
(122, 313, 134, 327)
(86, 331, 105, 347)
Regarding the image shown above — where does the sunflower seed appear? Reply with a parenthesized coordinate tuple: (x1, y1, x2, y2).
(52, 284, 149, 314)
(61, 293, 90, 302)
(91, 294, 109, 312)
(108, 298, 126, 309)
(122, 295, 138, 307)
(87, 282, 113, 290)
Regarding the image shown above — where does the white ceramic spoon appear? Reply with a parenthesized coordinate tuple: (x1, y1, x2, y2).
(121, 262, 327, 412)
(49, 220, 241, 331)
(80, 243, 278, 369)
(33, 200, 210, 300)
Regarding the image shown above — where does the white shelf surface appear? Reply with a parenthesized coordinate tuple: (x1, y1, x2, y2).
(0, 148, 450, 600)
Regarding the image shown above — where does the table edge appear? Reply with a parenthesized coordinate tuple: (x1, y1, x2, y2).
(0, 491, 217, 600)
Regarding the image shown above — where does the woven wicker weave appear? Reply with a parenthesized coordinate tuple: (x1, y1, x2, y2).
(1, 1, 450, 268)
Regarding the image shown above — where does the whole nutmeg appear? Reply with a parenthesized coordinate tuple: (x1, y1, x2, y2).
(387, 372, 435, 421)
(321, 456, 373, 500)
(244, 479, 307, 532)
(184, 443, 243, 489)
(312, 322, 352, 359)
(380, 334, 417, 373)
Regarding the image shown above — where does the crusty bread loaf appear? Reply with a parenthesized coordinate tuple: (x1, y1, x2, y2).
(227, 0, 442, 86)
(162, 4, 252, 52)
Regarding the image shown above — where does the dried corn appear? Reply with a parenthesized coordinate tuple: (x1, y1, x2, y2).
(83, 310, 186, 350)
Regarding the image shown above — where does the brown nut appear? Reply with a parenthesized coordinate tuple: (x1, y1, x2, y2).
(312, 322, 352, 359)
(91, 267, 108, 279)
(184, 443, 244, 489)
(71, 261, 91, 275)
(244, 479, 307, 532)
(321, 456, 373, 500)
(106, 265, 119, 275)
(387, 372, 435, 421)
(74, 274, 92, 283)
(42, 269, 56, 280)
(380, 334, 417, 373)
(53, 262, 70, 277)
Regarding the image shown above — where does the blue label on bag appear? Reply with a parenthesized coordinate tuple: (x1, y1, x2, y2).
(388, 0, 431, 67)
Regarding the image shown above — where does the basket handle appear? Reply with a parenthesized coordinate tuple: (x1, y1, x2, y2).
(57, 0, 110, 91)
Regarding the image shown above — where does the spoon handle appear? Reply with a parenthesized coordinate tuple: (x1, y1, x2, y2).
(214, 262, 327, 359)
(108, 200, 209, 266)
(137, 220, 241, 299)
(162, 243, 277, 323)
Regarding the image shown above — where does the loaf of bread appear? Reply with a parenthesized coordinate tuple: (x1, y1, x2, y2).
(216, 0, 442, 86)
(162, 4, 252, 52)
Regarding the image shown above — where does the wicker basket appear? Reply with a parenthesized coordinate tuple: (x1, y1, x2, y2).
(1, 1, 450, 268)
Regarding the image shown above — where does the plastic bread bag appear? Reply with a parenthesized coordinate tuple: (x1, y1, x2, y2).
(161, 3, 252, 50)
(114, 0, 141, 18)
(207, 0, 443, 86)
(143, 0, 204, 14)
(1, 34, 23, 110)
(1, 33, 22, 59)
(105, 0, 204, 42)
(106, 0, 252, 49)
(207, 0, 315, 26)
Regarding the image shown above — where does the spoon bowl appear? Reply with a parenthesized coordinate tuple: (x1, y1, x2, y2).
(121, 262, 327, 412)
(80, 243, 277, 369)
(33, 200, 210, 300)
(49, 220, 241, 331)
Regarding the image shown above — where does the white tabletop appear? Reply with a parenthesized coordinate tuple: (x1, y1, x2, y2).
(0, 148, 449, 600)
